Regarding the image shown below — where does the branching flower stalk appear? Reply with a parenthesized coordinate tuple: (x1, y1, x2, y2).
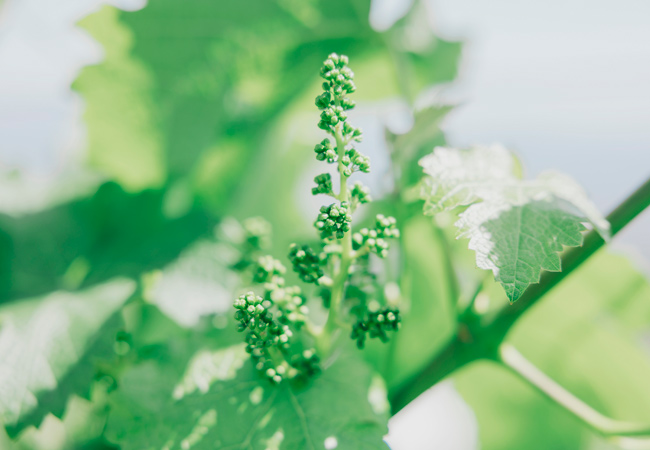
(232, 53, 401, 384)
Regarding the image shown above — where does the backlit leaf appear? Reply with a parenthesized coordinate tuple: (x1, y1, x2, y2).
(106, 344, 389, 450)
(0, 279, 136, 436)
(420, 145, 610, 301)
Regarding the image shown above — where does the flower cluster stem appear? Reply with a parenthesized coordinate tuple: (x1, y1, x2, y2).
(318, 124, 353, 355)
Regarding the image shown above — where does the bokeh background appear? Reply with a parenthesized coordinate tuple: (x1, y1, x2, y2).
(1, 0, 649, 448)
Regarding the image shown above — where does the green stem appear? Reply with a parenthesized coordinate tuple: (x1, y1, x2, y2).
(389, 332, 474, 411)
(390, 176, 650, 413)
(499, 344, 650, 437)
(318, 120, 353, 355)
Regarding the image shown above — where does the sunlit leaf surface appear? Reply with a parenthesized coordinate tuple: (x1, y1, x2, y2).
(420, 145, 610, 301)
(0, 279, 135, 436)
(107, 344, 389, 450)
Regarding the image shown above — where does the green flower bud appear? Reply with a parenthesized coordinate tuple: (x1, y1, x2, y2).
(351, 181, 372, 205)
(312, 173, 333, 196)
(235, 217, 272, 256)
(351, 307, 401, 348)
(253, 255, 286, 283)
(315, 92, 331, 109)
(314, 202, 351, 240)
(288, 243, 324, 284)
(341, 97, 356, 110)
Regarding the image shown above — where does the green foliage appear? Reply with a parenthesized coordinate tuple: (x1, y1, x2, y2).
(228, 54, 402, 388)
(0, 183, 215, 303)
(3, 0, 650, 448)
(106, 343, 389, 450)
(0, 279, 135, 436)
(420, 145, 610, 301)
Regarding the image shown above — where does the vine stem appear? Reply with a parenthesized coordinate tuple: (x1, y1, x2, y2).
(499, 344, 650, 437)
(390, 175, 650, 413)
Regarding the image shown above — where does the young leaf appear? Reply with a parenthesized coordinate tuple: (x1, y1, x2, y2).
(420, 145, 610, 302)
(106, 344, 389, 450)
(0, 279, 136, 436)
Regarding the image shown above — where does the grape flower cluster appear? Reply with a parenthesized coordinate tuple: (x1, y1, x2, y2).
(352, 214, 400, 258)
(288, 244, 324, 284)
(314, 202, 351, 239)
(351, 307, 401, 349)
(232, 54, 402, 385)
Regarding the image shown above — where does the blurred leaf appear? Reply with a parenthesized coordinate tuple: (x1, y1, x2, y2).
(386, 105, 453, 188)
(0, 0, 465, 303)
(0, 168, 103, 218)
(0, 182, 215, 302)
(384, 0, 462, 102)
(510, 251, 650, 425)
(73, 7, 165, 192)
(2, 391, 119, 450)
(0, 279, 136, 436)
(456, 250, 650, 449)
(74, 0, 462, 212)
(74, 0, 377, 205)
(420, 145, 609, 301)
(143, 239, 240, 327)
(386, 106, 452, 158)
(106, 341, 389, 450)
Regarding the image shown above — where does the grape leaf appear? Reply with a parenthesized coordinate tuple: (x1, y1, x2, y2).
(106, 344, 389, 450)
(73, 0, 462, 211)
(0, 182, 215, 302)
(0, 279, 136, 436)
(419, 145, 610, 302)
(143, 239, 240, 327)
(74, 0, 376, 197)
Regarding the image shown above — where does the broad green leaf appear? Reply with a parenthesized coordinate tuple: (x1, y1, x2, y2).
(461, 200, 587, 301)
(0, 182, 215, 302)
(143, 238, 240, 327)
(1, 389, 118, 450)
(0, 279, 136, 436)
(420, 145, 610, 301)
(74, 0, 376, 202)
(73, 0, 462, 212)
(456, 250, 650, 450)
(1, 0, 465, 304)
(106, 343, 389, 450)
(74, 7, 165, 192)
